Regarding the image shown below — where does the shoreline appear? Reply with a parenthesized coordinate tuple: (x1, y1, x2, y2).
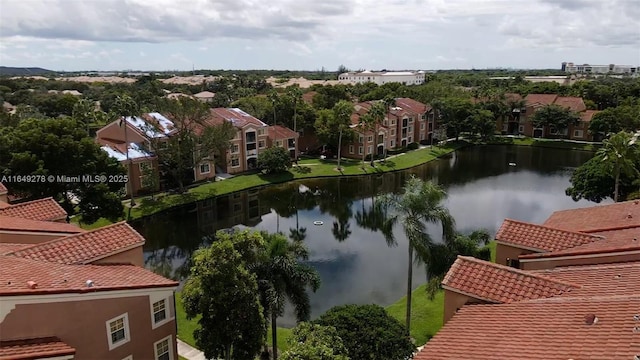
(75, 138, 599, 229)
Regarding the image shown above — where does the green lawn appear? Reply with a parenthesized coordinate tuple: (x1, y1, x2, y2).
(485, 136, 601, 151)
(385, 287, 444, 346)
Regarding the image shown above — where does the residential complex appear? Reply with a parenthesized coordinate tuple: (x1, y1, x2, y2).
(96, 108, 299, 194)
(0, 187, 179, 360)
(562, 61, 638, 75)
(415, 199, 640, 359)
(338, 70, 426, 85)
(339, 97, 437, 160)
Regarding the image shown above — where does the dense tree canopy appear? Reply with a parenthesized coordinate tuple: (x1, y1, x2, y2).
(315, 304, 415, 360)
(280, 323, 349, 360)
(258, 146, 292, 174)
(530, 104, 581, 135)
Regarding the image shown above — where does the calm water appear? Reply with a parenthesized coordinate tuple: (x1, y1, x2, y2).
(132, 145, 601, 326)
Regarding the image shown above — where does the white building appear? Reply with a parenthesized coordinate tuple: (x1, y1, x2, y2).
(338, 70, 425, 85)
(562, 62, 638, 75)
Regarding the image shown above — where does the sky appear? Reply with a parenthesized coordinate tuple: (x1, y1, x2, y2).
(0, 0, 639, 72)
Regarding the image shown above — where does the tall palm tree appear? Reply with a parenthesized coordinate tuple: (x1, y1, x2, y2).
(288, 86, 303, 134)
(379, 175, 455, 331)
(113, 94, 140, 207)
(369, 102, 387, 165)
(358, 113, 374, 167)
(268, 90, 279, 126)
(254, 232, 321, 360)
(597, 131, 640, 202)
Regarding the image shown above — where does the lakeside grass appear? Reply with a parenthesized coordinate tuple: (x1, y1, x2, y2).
(484, 136, 601, 151)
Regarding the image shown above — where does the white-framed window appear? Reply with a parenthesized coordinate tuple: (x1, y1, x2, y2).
(106, 313, 130, 350)
(152, 299, 168, 325)
(367, 135, 373, 142)
(349, 145, 354, 154)
(154, 335, 173, 360)
(420, 123, 425, 130)
(420, 133, 425, 141)
(391, 119, 396, 125)
(408, 136, 412, 143)
(368, 145, 372, 154)
(258, 140, 265, 148)
(234, 131, 241, 140)
(199, 163, 210, 174)
(258, 129, 265, 136)
(231, 159, 240, 167)
(390, 140, 395, 147)
(518, 125, 525, 133)
(358, 146, 363, 155)
(276, 140, 282, 147)
(573, 130, 584, 138)
(359, 135, 364, 143)
(391, 129, 396, 136)
(231, 144, 239, 154)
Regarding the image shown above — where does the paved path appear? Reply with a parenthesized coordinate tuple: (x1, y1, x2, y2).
(177, 339, 207, 360)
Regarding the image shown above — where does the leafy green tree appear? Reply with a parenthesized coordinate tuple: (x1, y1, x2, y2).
(182, 230, 266, 360)
(467, 108, 496, 140)
(378, 176, 455, 330)
(588, 105, 640, 136)
(433, 97, 474, 140)
(280, 323, 349, 360)
(530, 104, 581, 137)
(231, 96, 273, 121)
(140, 163, 159, 199)
(596, 131, 639, 202)
(332, 100, 355, 170)
(258, 146, 292, 174)
(254, 232, 321, 360)
(314, 304, 415, 360)
(0, 117, 125, 223)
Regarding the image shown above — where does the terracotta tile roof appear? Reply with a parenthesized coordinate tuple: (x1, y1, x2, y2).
(0, 337, 75, 360)
(580, 109, 599, 122)
(210, 108, 268, 128)
(0, 256, 178, 296)
(6, 222, 145, 265)
(543, 200, 640, 233)
(0, 182, 7, 194)
(0, 201, 10, 209)
(554, 96, 586, 112)
(415, 295, 639, 360)
(394, 98, 431, 113)
(268, 125, 298, 140)
(442, 256, 579, 303)
(520, 227, 640, 260)
(0, 197, 67, 221)
(0, 243, 29, 255)
(524, 93, 558, 106)
(495, 218, 601, 252)
(532, 261, 640, 298)
(0, 215, 84, 234)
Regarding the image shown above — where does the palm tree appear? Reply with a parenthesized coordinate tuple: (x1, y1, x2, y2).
(369, 102, 387, 165)
(268, 91, 279, 126)
(113, 94, 140, 207)
(597, 131, 640, 202)
(358, 113, 374, 167)
(288, 86, 303, 134)
(254, 232, 321, 360)
(332, 101, 354, 171)
(379, 175, 455, 330)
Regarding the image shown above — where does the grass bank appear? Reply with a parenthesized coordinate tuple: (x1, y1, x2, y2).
(483, 136, 601, 151)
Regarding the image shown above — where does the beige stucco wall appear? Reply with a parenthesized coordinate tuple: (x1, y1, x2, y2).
(495, 243, 536, 268)
(521, 252, 640, 270)
(91, 247, 144, 267)
(0, 231, 72, 244)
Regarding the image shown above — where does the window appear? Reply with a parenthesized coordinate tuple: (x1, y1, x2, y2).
(349, 145, 354, 154)
(420, 133, 425, 141)
(390, 140, 395, 147)
(231, 159, 240, 167)
(106, 313, 130, 350)
(258, 129, 265, 136)
(153, 299, 167, 324)
(391, 119, 396, 126)
(139, 162, 152, 172)
(368, 145, 372, 154)
(258, 140, 265, 148)
(358, 146, 363, 155)
(518, 125, 525, 133)
(420, 123, 425, 130)
(231, 144, 239, 153)
(506, 258, 520, 269)
(367, 135, 373, 142)
(391, 129, 395, 136)
(199, 163, 210, 174)
(276, 140, 282, 147)
(154, 336, 172, 360)
(573, 130, 584, 138)
(233, 203, 242, 212)
(359, 135, 364, 143)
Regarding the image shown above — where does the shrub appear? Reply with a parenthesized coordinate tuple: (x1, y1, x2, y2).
(407, 142, 419, 150)
(257, 146, 292, 174)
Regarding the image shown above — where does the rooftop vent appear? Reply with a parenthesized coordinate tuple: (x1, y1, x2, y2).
(27, 281, 37, 289)
(86, 280, 94, 288)
(584, 314, 598, 325)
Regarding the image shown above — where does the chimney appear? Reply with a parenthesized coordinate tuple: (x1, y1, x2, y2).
(27, 281, 37, 289)
(584, 314, 598, 325)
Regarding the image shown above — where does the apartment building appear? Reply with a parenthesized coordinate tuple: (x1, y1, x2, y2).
(413, 200, 640, 359)
(0, 195, 179, 360)
(341, 98, 436, 160)
(338, 70, 425, 85)
(562, 61, 638, 75)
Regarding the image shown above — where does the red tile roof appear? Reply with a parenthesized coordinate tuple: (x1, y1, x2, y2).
(524, 93, 558, 106)
(554, 96, 586, 112)
(0, 337, 75, 360)
(495, 218, 601, 252)
(442, 256, 579, 303)
(415, 295, 639, 360)
(0, 201, 10, 209)
(0, 243, 29, 255)
(519, 227, 640, 259)
(580, 109, 599, 122)
(394, 97, 431, 114)
(0, 256, 178, 296)
(210, 108, 268, 128)
(0, 197, 67, 221)
(0, 215, 84, 234)
(6, 222, 145, 265)
(0, 182, 7, 194)
(268, 125, 298, 140)
(543, 200, 640, 233)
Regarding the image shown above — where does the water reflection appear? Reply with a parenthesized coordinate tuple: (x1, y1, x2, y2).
(133, 146, 601, 325)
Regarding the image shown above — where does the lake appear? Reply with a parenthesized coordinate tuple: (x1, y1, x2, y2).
(132, 145, 601, 326)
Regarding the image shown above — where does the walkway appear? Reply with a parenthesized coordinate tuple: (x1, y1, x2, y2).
(177, 339, 207, 360)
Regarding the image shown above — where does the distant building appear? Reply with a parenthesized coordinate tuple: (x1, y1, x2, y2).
(338, 70, 425, 85)
(193, 91, 216, 103)
(562, 61, 638, 75)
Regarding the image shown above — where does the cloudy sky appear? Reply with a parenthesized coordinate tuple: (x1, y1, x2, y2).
(1, 0, 638, 71)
